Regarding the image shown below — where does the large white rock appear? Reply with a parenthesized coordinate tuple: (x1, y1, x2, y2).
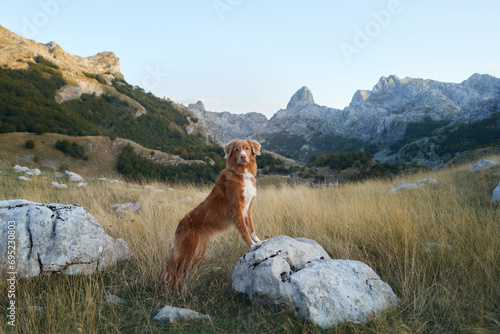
(232, 235, 399, 328)
(65, 171, 84, 182)
(492, 183, 500, 205)
(0, 200, 132, 278)
(389, 178, 437, 194)
(152, 305, 211, 324)
(471, 159, 500, 173)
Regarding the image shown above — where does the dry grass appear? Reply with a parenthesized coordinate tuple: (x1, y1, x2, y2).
(1, 155, 500, 333)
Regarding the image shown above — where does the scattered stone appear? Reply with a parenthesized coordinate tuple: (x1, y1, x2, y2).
(105, 294, 127, 305)
(232, 235, 399, 328)
(152, 305, 211, 324)
(13, 165, 29, 172)
(52, 182, 68, 189)
(180, 197, 193, 203)
(29, 169, 41, 176)
(18, 176, 32, 182)
(156, 189, 164, 192)
(492, 183, 500, 205)
(109, 179, 120, 184)
(112, 202, 141, 213)
(389, 178, 438, 194)
(75, 182, 88, 188)
(144, 185, 153, 189)
(0, 200, 132, 278)
(471, 159, 499, 173)
(26, 306, 46, 314)
(98, 177, 108, 181)
(65, 171, 84, 182)
(426, 242, 455, 253)
(196, 192, 208, 198)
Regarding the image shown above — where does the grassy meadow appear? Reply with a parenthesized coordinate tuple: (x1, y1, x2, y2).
(0, 156, 499, 333)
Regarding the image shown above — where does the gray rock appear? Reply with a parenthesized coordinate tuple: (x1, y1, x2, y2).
(112, 202, 140, 213)
(152, 305, 211, 324)
(471, 159, 500, 173)
(492, 183, 500, 205)
(52, 182, 68, 189)
(232, 235, 399, 328)
(426, 242, 455, 253)
(389, 178, 437, 194)
(17, 176, 32, 182)
(105, 294, 127, 305)
(29, 169, 41, 176)
(65, 171, 84, 182)
(75, 182, 87, 188)
(0, 200, 132, 278)
(13, 165, 29, 172)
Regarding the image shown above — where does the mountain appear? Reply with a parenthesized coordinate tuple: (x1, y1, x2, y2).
(0, 25, 224, 182)
(188, 101, 268, 144)
(189, 76, 500, 166)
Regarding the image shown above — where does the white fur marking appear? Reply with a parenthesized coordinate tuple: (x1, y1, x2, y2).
(242, 169, 256, 218)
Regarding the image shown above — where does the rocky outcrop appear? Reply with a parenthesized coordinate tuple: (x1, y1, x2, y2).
(0, 200, 132, 278)
(232, 235, 399, 328)
(0, 25, 147, 117)
(471, 159, 500, 173)
(188, 101, 268, 144)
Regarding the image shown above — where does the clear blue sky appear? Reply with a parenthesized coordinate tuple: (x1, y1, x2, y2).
(2, 1, 499, 118)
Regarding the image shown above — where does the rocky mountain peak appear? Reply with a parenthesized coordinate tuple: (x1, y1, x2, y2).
(187, 100, 206, 113)
(286, 86, 315, 109)
(462, 73, 500, 95)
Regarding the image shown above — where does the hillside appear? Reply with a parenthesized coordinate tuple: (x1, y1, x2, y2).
(0, 25, 225, 182)
(0, 132, 204, 179)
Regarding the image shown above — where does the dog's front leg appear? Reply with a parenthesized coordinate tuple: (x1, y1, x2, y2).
(234, 213, 261, 250)
(245, 200, 262, 244)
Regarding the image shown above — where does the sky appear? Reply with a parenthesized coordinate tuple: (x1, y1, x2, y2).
(1, 1, 500, 118)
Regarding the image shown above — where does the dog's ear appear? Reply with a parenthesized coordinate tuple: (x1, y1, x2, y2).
(249, 140, 261, 156)
(224, 140, 236, 159)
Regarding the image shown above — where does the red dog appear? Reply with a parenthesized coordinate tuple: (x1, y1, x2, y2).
(161, 139, 263, 291)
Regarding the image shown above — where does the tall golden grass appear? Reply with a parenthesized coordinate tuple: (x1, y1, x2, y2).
(1, 156, 499, 333)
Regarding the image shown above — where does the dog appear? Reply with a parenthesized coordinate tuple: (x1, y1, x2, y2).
(161, 139, 264, 291)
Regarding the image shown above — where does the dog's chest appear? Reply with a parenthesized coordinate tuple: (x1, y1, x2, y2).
(241, 169, 256, 217)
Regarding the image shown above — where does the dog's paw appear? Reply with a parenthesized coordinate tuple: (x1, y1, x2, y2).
(250, 242, 263, 251)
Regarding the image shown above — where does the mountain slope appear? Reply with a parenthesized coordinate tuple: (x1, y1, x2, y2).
(0, 25, 222, 173)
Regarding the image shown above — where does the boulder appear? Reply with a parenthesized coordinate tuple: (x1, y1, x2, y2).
(471, 159, 499, 173)
(232, 235, 399, 328)
(492, 183, 500, 205)
(152, 305, 211, 324)
(389, 178, 437, 194)
(17, 176, 32, 182)
(0, 200, 132, 278)
(65, 171, 84, 182)
(75, 182, 88, 188)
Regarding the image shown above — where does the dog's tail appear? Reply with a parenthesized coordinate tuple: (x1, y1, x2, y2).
(161, 216, 205, 292)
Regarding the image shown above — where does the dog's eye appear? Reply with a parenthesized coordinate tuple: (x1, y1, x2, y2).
(235, 148, 239, 152)
(246, 147, 250, 150)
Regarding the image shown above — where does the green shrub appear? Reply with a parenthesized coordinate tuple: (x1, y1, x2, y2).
(25, 139, 35, 149)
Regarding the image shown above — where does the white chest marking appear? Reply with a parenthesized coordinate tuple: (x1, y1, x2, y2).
(242, 169, 256, 218)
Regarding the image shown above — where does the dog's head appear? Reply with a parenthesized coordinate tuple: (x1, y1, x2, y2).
(224, 139, 261, 166)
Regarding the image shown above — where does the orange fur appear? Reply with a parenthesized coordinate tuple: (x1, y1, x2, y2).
(161, 139, 262, 291)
